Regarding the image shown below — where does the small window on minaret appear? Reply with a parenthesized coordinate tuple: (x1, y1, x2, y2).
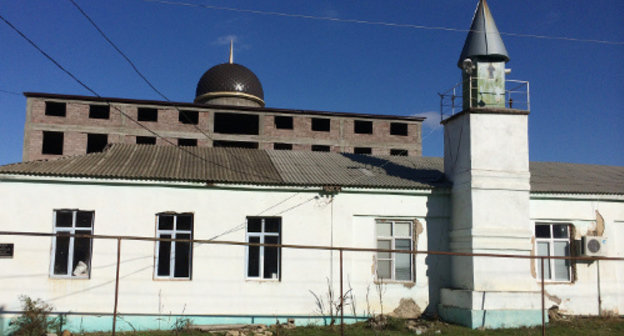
(45, 102, 66, 117)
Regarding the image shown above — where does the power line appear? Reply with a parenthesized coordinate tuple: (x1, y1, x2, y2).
(67, 0, 280, 182)
(0, 13, 279, 182)
(143, 0, 624, 46)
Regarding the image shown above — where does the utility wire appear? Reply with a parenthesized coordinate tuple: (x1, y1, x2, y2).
(144, 0, 624, 46)
(67, 0, 280, 182)
(0, 13, 279, 182)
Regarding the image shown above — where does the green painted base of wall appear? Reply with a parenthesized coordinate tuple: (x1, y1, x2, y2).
(1, 313, 367, 333)
(438, 305, 548, 329)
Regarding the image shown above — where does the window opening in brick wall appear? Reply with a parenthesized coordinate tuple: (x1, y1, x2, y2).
(354, 147, 372, 155)
(311, 145, 330, 152)
(87, 133, 108, 153)
(178, 138, 197, 147)
(136, 136, 156, 145)
(354, 120, 373, 134)
(273, 143, 293, 150)
(89, 105, 110, 119)
(247, 217, 281, 280)
(155, 213, 193, 279)
(179, 110, 199, 125)
(390, 149, 408, 156)
(51, 210, 94, 278)
(214, 113, 259, 135)
(535, 223, 572, 282)
(137, 107, 158, 122)
(311, 118, 330, 132)
(390, 122, 408, 136)
(45, 101, 66, 117)
(213, 140, 259, 149)
(42, 131, 64, 155)
(376, 220, 413, 281)
(274, 116, 293, 129)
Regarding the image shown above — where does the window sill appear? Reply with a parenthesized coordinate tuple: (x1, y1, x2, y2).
(49, 275, 90, 280)
(245, 278, 281, 282)
(153, 277, 192, 281)
(374, 279, 415, 285)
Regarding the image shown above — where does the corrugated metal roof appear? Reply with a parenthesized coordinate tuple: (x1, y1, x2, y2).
(1, 144, 622, 194)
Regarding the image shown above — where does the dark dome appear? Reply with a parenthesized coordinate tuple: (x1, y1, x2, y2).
(194, 63, 264, 106)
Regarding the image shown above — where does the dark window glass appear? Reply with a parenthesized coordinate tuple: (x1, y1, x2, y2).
(535, 224, 551, 238)
(214, 113, 259, 135)
(273, 143, 292, 150)
(213, 140, 258, 149)
(248, 218, 262, 232)
(76, 211, 93, 228)
(390, 149, 408, 156)
(177, 214, 193, 231)
(354, 120, 373, 134)
(53, 235, 70, 275)
(89, 105, 110, 119)
(311, 145, 330, 152)
(354, 147, 372, 155)
(174, 234, 191, 278)
(137, 107, 158, 122)
(248, 237, 260, 277)
(264, 236, 280, 279)
(45, 102, 66, 117)
(553, 224, 569, 238)
(56, 211, 73, 227)
(87, 133, 108, 153)
(178, 138, 197, 147)
(159, 215, 174, 230)
(42, 131, 64, 155)
(179, 110, 199, 125)
(274, 116, 293, 129)
(157, 234, 171, 276)
(311, 118, 330, 132)
(390, 122, 408, 136)
(265, 218, 280, 233)
(136, 136, 156, 145)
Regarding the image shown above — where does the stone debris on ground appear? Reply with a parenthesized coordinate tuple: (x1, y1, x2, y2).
(190, 319, 295, 336)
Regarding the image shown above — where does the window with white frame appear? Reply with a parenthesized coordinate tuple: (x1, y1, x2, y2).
(535, 223, 572, 282)
(247, 217, 281, 280)
(51, 210, 94, 278)
(376, 220, 413, 281)
(155, 213, 193, 279)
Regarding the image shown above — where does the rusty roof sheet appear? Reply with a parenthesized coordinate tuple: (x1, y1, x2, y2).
(1, 144, 622, 194)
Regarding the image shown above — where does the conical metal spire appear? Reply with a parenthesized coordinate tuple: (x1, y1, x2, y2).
(457, 0, 509, 67)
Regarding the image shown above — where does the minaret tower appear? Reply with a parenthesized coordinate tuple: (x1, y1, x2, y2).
(439, 0, 541, 329)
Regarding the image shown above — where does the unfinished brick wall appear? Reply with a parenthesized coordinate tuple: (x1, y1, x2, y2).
(22, 95, 423, 161)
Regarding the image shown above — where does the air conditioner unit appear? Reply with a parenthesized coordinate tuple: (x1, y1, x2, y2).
(582, 236, 607, 257)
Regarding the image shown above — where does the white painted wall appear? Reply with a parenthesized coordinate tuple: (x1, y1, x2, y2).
(530, 195, 624, 315)
(0, 177, 447, 319)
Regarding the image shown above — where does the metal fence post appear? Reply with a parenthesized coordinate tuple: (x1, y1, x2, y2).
(340, 248, 344, 336)
(541, 256, 545, 336)
(112, 238, 121, 336)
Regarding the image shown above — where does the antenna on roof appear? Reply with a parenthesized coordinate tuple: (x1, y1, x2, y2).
(229, 40, 234, 64)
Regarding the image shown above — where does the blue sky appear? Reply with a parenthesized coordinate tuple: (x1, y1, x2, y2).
(1, 0, 622, 166)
